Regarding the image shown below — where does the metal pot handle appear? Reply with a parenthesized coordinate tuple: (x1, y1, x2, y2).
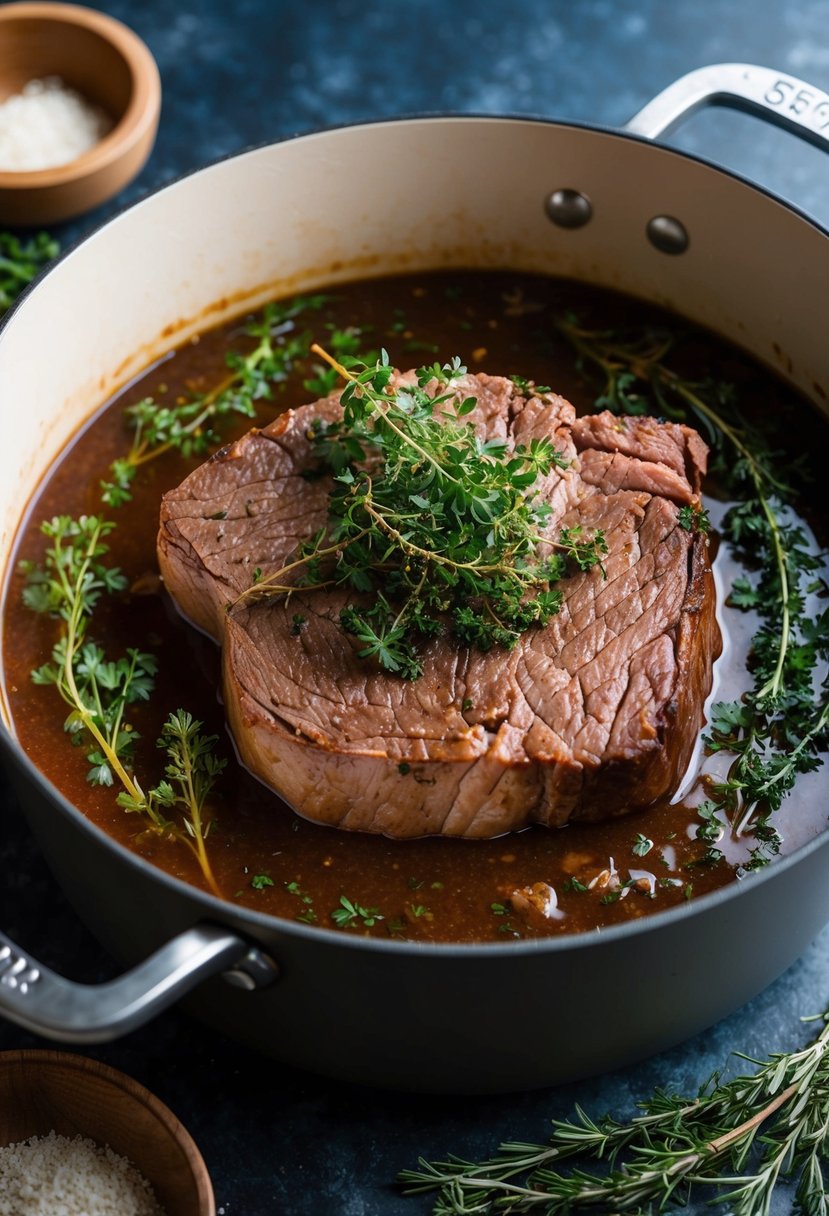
(626, 62, 829, 152)
(0, 923, 277, 1043)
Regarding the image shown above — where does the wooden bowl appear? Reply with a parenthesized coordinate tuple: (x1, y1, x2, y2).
(0, 1050, 215, 1215)
(0, 3, 161, 225)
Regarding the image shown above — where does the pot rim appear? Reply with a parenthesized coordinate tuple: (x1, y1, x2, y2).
(4, 108, 828, 303)
(1, 111, 827, 960)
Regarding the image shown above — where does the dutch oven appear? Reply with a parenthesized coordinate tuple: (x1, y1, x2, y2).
(0, 64, 827, 1093)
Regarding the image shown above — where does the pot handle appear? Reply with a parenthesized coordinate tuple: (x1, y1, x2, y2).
(626, 62, 829, 153)
(0, 923, 277, 1043)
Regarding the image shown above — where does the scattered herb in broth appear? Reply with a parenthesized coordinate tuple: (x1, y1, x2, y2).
(557, 317, 829, 868)
(18, 514, 225, 895)
(100, 294, 330, 507)
(4, 271, 828, 942)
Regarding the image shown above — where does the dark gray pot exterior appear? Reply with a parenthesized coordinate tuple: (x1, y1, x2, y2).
(6, 738, 829, 1095)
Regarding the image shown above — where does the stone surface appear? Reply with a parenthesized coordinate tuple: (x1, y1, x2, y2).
(2, 2, 828, 1213)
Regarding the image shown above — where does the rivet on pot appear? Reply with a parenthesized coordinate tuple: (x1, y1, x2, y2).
(222, 947, 280, 990)
(545, 188, 592, 229)
(646, 215, 689, 255)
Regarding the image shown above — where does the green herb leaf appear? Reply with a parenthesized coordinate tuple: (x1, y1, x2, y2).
(557, 314, 829, 863)
(103, 294, 330, 505)
(21, 516, 224, 897)
(331, 895, 384, 929)
(237, 347, 605, 678)
(0, 231, 58, 314)
(400, 1011, 829, 1213)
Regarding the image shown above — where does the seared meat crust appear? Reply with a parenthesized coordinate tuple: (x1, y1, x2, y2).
(158, 374, 720, 838)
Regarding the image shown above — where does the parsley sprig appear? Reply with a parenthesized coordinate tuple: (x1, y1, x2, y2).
(20, 516, 224, 895)
(101, 295, 329, 506)
(557, 317, 829, 864)
(331, 895, 384, 928)
(0, 231, 58, 313)
(400, 1011, 829, 1213)
(235, 346, 606, 678)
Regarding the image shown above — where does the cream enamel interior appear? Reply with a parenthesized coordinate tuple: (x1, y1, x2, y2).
(1, 116, 827, 731)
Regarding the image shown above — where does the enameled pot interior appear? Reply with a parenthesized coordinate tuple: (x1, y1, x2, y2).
(1, 116, 827, 755)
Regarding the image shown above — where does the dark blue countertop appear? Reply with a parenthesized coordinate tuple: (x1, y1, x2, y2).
(1, 2, 828, 1213)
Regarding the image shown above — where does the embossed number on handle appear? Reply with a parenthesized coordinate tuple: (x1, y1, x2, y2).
(626, 63, 829, 154)
(764, 76, 829, 128)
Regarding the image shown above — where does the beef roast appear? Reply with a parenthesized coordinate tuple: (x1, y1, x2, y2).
(157, 373, 720, 838)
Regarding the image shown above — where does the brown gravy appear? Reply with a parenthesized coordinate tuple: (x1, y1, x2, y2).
(3, 271, 827, 943)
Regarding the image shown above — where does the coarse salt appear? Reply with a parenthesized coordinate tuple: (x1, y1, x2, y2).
(0, 77, 113, 172)
(0, 1130, 165, 1216)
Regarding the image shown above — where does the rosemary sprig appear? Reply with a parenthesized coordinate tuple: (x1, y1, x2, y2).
(557, 317, 829, 863)
(235, 346, 606, 678)
(0, 230, 58, 313)
(101, 294, 329, 506)
(20, 515, 224, 895)
(400, 1012, 829, 1214)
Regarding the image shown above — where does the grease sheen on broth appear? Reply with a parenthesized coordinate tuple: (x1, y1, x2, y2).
(4, 271, 828, 943)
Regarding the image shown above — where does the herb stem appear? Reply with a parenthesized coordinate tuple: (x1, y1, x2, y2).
(363, 498, 525, 583)
(670, 377, 792, 704)
(232, 530, 372, 609)
(557, 314, 828, 862)
(57, 522, 145, 803)
(309, 341, 351, 382)
(129, 370, 238, 466)
(103, 296, 329, 507)
(23, 517, 225, 897)
(401, 1014, 829, 1213)
(564, 325, 793, 705)
(754, 484, 791, 704)
(707, 1081, 798, 1155)
(178, 730, 220, 897)
(735, 699, 829, 830)
(246, 348, 603, 675)
(310, 343, 465, 487)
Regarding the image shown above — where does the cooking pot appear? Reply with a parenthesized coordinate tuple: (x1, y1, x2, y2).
(0, 64, 827, 1094)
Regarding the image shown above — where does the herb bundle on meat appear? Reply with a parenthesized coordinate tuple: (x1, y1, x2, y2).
(236, 347, 607, 679)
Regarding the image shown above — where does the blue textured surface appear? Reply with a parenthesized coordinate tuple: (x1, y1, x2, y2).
(1, 2, 828, 1213)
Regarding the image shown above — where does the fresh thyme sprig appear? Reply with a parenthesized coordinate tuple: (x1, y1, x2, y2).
(20, 515, 224, 895)
(117, 710, 225, 895)
(400, 1011, 829, 1214)
(557, 316, 829, 864)
(21, 515, 150, 792)
(0, 231, 58, 313)
(302, 323, 378, 396)
(101, 294, 329, 506)
(235, 346, 606, 678)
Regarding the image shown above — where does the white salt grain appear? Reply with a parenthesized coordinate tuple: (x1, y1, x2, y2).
(0, 77, 113, 171)
(0, 1130, 165, 1215)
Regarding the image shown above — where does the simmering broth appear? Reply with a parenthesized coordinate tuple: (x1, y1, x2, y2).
(3, 270, 827, 942)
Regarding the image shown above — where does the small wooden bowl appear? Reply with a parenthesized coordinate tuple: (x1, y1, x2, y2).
(0, 3, 161, 225)
(0, 1050, 215, 1215)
